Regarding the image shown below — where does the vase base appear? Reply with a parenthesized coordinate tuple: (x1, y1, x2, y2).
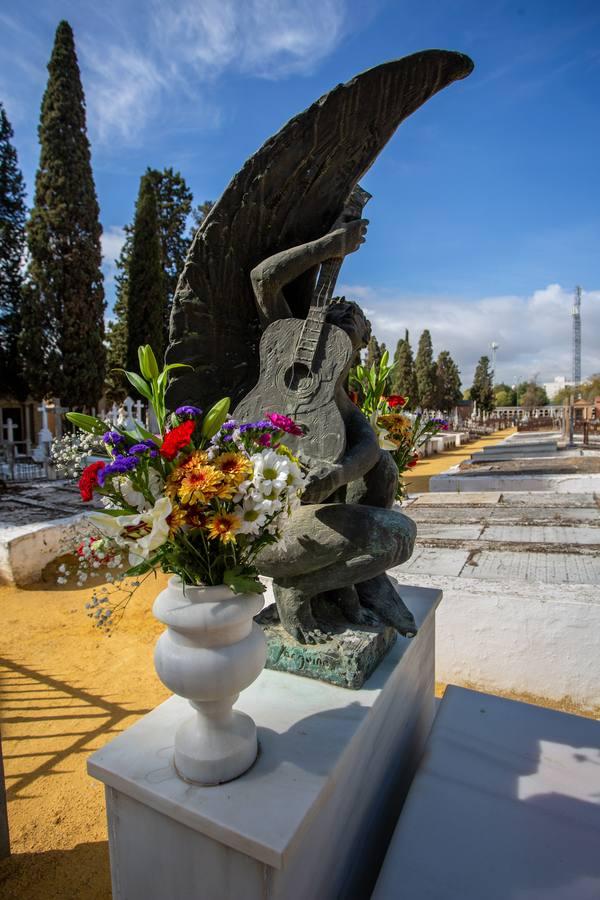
(174, 710, 258, 786)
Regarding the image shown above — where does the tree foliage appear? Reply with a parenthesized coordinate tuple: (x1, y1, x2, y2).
(126, 173, 164, 372)
(105, 225, 132, 400)
(415, 329, 437, 409)
(145, 168, 193, 346)
(434, 350, 462, 411)
(20, 20, 105, 407)
(391, 330, 418, 407)
(554, 375, 600, 406)
(493, 382, 517, 407)
(517, 381, 549, 410)
(188, 199, 214, 241)
(107, 171, 201, 384)
(0, 102, 27, 399)
(364, 335, 383, 372)
(470, 355, 495, 412)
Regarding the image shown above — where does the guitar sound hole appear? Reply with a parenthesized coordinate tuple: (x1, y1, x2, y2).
(284, 363, 313, 393)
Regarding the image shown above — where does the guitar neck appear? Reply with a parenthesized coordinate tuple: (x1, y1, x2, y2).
(295, 183, 372, 371)
(313, 258, 344, 309)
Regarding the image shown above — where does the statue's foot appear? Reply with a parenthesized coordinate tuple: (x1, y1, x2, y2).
(275, 584, 331, 645)
(335, 585, 380, 628)
(357, 575, 418, 638)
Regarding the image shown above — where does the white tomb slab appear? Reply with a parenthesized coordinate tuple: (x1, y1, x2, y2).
(372, 685, 600, 900)
(393, 547, 470, 577)
(88, 585, 441, 900)
(462, 549, 600, 585)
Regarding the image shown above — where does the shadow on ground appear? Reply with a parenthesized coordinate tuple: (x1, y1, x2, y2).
(0, 841, 111, 900)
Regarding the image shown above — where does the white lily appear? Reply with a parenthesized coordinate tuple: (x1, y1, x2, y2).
(88, 497, 172, 566)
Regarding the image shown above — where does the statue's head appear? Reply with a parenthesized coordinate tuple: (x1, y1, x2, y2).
(326, 298, 371, 352)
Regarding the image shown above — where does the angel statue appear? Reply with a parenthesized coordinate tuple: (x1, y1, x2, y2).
(166, 50, 473, 646)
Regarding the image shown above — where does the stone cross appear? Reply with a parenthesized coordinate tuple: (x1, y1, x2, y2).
(52, 397, 69, 439)
(133, 399, 144, 423)
(37, 401, 53, 455)
(3, 418, 17, 443)
(110, 403, 119, 426)
(120, 397, 136, 430)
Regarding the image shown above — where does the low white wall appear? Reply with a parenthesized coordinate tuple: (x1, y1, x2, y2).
(0, 515, 91, 585)
(391, 571, 600, 714)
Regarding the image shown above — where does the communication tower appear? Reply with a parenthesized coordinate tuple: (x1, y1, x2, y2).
(572, 286, 582, 385)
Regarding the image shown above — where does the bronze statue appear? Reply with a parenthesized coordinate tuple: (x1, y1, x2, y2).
(166, 49, 474, 662)
(235, 191, 418, 643)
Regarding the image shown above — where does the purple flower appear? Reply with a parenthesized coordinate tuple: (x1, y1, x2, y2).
(97, 454, 140, 486)
(220, 420, 237, 432)
(175, 405, 203, 418)
(102, 431, 124, 445)
(239, 420, 276, 433)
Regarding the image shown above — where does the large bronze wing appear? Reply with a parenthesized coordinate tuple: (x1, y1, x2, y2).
(166, 49, 473, 411)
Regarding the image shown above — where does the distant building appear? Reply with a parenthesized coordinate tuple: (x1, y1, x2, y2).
(543, 376, 572, 400)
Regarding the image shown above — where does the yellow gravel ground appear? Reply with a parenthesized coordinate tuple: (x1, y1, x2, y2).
(0, 426, 516, 899)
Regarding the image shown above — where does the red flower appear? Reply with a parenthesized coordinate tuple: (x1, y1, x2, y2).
(78, 461, 106, 501)
(160, 419, 196, 460)
(387, 395, 408, 409)
(407, 454, 419, 469)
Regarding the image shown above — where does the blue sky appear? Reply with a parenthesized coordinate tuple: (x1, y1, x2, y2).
(1, 0, 599, 386)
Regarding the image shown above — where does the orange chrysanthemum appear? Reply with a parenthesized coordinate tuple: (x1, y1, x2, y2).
(167, 505, 189, 535)
(212, 451, 252, 484)
(206, 512, 240, 544)
(178, 466, 225, 506)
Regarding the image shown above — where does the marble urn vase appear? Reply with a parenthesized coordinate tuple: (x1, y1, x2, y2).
(153, 578, 267, 785)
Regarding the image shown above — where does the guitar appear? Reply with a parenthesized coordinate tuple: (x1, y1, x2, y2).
(235, 185, 371, 463)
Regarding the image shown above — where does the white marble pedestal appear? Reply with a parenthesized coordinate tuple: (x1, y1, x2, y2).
(88, 584, 441, 900)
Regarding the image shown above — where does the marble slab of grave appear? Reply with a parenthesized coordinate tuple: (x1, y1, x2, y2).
(88, 584, 441, 900)
(372, 685, 600, 900)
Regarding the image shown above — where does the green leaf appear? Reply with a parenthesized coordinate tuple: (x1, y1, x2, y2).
(123, 371, 153, 402)
(66, 412, 107, 435)
(93, 507, 135, 517)
(223, 569, 266, 594)
(134, 422, 160, 444)
(124, 560, 154, 577)
(201, 397, 231, 439)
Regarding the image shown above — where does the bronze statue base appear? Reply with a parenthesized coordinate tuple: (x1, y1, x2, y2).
(256, 599, 396, 690)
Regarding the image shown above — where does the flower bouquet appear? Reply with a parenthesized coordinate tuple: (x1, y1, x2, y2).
(64, 345, 306, 784)
(350, 351, 448, 500)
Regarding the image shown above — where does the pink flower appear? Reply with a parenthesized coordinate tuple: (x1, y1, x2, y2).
(266, 413, 304, 436)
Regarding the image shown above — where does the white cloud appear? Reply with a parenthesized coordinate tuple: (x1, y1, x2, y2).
(101, 225, 126, 283)
(156, 0, 347, 79)
(339, 282, 600, 387)
(80, 0, 348, 144)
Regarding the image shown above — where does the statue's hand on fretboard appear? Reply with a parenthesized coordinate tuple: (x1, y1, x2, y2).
(327, 218, 369, 258)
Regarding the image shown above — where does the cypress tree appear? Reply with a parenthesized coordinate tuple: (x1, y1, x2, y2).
(21, 20, 105, 407)
(108, 171, 196, 375)
(415, 329, 437, 410)
(126, 173, 164, 371)
(435, 350, 462, 411)
(470, 355, 495, 412)
(391, 329, 418, 407)
(0, 102, 27, 399)
(145, 167, 193, 346)
(364, 335, 382, 371)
